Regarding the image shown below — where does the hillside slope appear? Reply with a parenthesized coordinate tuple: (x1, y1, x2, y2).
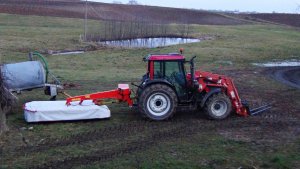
(0, 0, 248, 25)
(1, 1, 300, 27)
(240, 13, 300, 27)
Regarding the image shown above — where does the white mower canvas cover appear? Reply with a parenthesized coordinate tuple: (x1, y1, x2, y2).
(24, 101, 111, 122)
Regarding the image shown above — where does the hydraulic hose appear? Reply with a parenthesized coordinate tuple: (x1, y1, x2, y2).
(32, 51, 49, 83)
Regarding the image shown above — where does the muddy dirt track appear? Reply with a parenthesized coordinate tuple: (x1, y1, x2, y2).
(267, 66, 300, 89)
(5, 113, 299, 169)
(4, 86, 300, 169)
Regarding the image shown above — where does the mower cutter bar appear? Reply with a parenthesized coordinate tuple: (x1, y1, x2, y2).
(249, 104, 272, 116)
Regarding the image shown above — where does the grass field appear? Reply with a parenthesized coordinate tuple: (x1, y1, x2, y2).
(0, 13, 300, 169)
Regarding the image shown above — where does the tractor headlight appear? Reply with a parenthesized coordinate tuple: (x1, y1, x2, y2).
(230, 91, 236, 99)
(198, 84, 203, 90)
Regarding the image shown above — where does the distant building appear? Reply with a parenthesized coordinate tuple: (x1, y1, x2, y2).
(112, 1, 122, 4)
(128, 0, 138, 5)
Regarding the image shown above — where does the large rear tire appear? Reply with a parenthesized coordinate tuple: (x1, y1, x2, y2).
(204, 93, 232, 120)
(138, 84, 177, 121)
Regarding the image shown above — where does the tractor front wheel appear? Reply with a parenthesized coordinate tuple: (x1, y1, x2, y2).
(138, 84, 177, 121)
(204, 93, 232, 120)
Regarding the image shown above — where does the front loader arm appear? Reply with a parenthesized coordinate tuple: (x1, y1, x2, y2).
(223, 78, 271, 116)
(199, 71, 270, 116)
(66, 84, 133, 106)
(223, 78, 248, 116)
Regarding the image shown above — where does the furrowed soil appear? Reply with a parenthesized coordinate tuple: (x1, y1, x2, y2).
(240, 13, 300, 27)
(1, 0, 300, 27)
(0, 0, 248, 25)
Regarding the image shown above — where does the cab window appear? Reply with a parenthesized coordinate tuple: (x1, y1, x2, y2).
(165, 61, 181, 78)
(153, 61, 163, 78)
(165, 61, 186, 98)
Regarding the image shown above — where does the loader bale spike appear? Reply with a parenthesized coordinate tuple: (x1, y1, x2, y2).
(249, 104, 272, 116)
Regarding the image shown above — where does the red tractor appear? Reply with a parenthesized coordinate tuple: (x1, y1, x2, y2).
(66, 53, 270, 121)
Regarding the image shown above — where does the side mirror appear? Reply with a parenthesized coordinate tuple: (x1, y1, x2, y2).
(190, 56, 196, 63)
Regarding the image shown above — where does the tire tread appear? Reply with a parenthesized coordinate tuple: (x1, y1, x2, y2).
(138, 84, 177, 121)
(204, 93, 232, 120)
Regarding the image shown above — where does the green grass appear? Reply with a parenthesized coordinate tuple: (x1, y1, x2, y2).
(75, 134, 300, 169)
(0, 13, 300, 169)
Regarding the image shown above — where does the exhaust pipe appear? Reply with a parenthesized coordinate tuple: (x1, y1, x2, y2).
(190, 56, 198, 88)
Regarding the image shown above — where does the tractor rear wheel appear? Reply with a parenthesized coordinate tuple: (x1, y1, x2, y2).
(204, 93, 232, 120)
(138, 84, 177, 121)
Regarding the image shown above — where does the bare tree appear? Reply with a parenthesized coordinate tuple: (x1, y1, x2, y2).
(297, 4, 300, 13)
(0, 64, 16, 135)
(112, 1, 122, 4)
(128, 0, 138, 5)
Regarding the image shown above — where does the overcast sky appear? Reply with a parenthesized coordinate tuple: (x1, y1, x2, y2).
(89, 0, 300, 13)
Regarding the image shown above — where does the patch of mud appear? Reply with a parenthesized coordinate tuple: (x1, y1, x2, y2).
(215, 60, 233, 65)
(253, 60, 300, 67)
(218, 118, 300, 146)
(63, 82, 81, 89)
(47, 50, 84, 56)
(51, 51, 84, 56)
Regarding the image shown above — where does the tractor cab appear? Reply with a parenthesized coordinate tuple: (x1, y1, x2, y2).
(143, 53, 194, 101)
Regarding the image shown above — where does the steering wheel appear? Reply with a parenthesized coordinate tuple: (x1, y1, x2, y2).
(154, 71, 163, 78)
(172, 72, 186, 86)
(167, 72, 178, 84)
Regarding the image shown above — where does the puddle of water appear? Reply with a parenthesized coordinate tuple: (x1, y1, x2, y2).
(215, 60, 233, 65)
(99, 37, 200, 48)
(253, 60, 300, 67)
(52, 51, 84, 56)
